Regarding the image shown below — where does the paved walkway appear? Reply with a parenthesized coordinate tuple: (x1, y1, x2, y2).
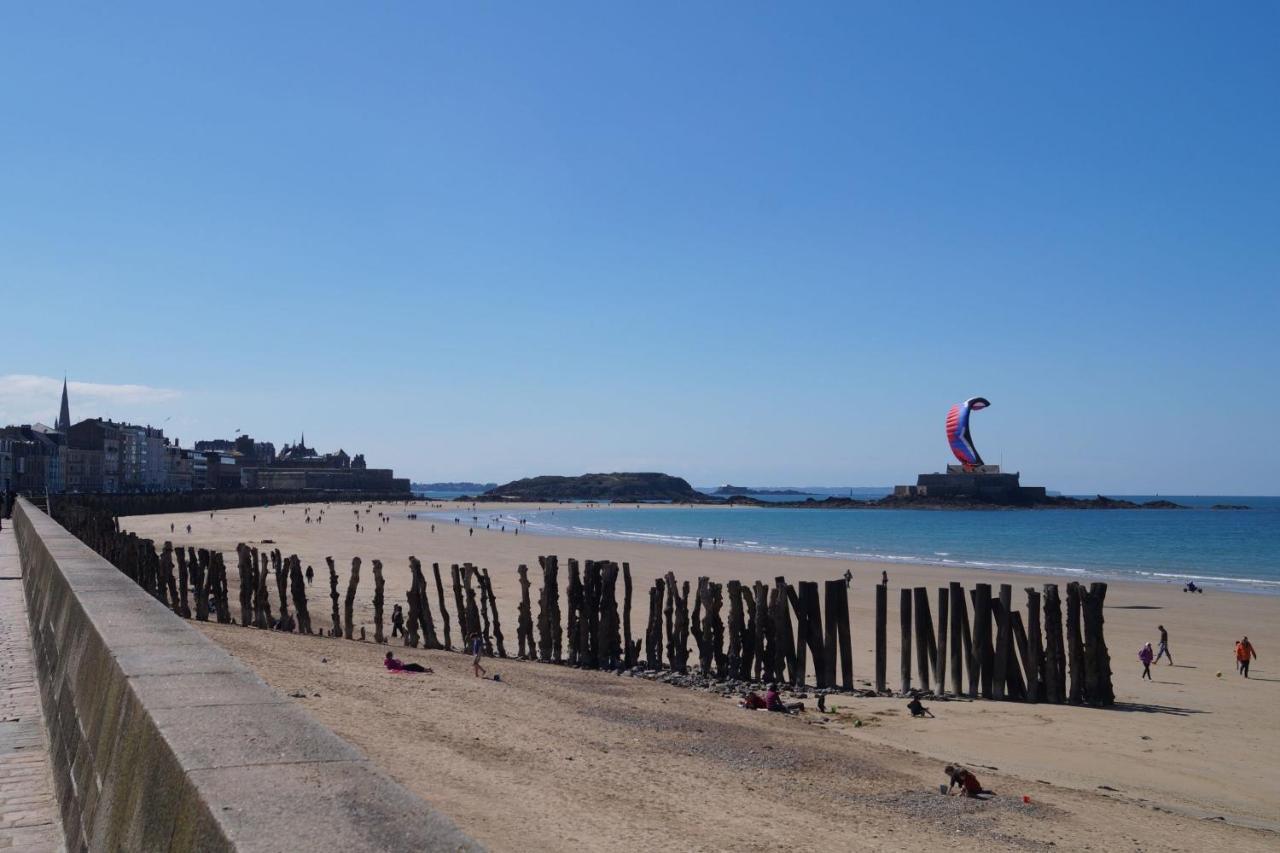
(0, 525, 64, 851)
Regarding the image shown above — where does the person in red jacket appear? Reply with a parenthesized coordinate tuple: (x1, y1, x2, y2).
(1236, 637, 1257, 678)
(945, 765, 993, 799)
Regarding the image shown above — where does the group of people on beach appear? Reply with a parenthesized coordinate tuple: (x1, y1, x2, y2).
(1137, 625, 1259, 680)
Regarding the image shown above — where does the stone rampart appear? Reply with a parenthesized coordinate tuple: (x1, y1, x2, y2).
(12, 497, 479, 852)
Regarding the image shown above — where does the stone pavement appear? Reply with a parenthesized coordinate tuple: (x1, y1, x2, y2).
(0, 525, 64, 851)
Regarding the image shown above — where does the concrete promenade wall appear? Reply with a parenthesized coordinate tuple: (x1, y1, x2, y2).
(13, 497, 479, 852)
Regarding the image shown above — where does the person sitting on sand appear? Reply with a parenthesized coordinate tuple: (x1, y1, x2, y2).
(384, 651, 431, 674)
(740, 691, 767, 710)
(907, 696, 934, 718)
(945, 765, 992, 799)
(764, 684, 804, 714)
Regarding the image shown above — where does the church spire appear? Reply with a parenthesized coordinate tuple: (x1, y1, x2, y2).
(57, 376, 71, 431)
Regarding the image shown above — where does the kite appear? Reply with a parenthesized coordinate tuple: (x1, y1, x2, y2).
(945, 397, 990, 470)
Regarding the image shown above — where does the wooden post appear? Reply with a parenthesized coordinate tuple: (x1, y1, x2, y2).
(1024, 588, 1042, 702)
(481, 568, 505, 658)
(874, 582, 887, 693)
(622, 562, 636, 667)
(753, 581, 769, 682)
(431, 563, 451, 650)
(992, 584, 1012, 701)
(774, 578, 797, 685)
(236, 544, 253, 626)
(210, 552, 231, 624)
(836, 580, 853, 690)
(739, 584, 756, 679)
(464, 565, 487, 655)
(344, 557, 361, 640)
(566, 559, 583, 666)
(646, 579, 663, 669)
(912, 587, 933, 694)
(974, 583, 993, 699)
(1065, 582, 1085, 704)
(191, 548, 208, 622)
(517, 564, 534, 659)
(822, 580, 841, 690)
(1006, 609, 1029, 699)
(326, 557, 340, 637)
(948, 582, 965, 696)
(175, 546, 191, 618)
(452, 563, 469, 641)
(726, 580, 744, 678)
(289, 556, 312, 635)
(670, 571, 680, 671)
(1042, 584, 1065, 704)
(372, 559, 386, 644)
(899, 587, 912, 694)
(273, 550, 290, 627)
(1080, 582, 1114, 706)
(935, 587, 949, 695)
(672, 577, 691, 673)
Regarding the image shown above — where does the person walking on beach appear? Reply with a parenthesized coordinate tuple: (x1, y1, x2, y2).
(1155, 625, 1173, 665)
(391, 604, 405, 638)
(882, 570, 888, 587)
(1236, 636, 1257, 677)
(470, 632, 486, 678)
(1139, 642, 1154, 680)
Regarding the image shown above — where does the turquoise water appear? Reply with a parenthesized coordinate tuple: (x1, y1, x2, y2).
(430, 496, 1280, 594)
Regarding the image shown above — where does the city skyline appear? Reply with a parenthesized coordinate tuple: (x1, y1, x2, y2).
(2, 6, 1277, 494)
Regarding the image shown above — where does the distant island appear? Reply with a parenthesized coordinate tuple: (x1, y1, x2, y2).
(467, 472, 1189, 509)
(712, 485, 808, 496)
(412, 482, 497, 492)
(476, 473, 709, 503)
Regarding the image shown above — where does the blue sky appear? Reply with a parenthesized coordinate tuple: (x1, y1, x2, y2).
(2, 4, 1277, 493)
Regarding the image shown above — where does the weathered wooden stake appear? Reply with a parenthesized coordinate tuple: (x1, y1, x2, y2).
(1042, 584, 1066, 704)
(326, 557, 340, 637)
(432, 562, 452, 650)
(912, 587, 933, 694)
(948, 582, 965, 696)
(343, 557, 361, 640)
(517, 564, 534, 659)
(899, 587, 912, 694)
(1023, 587, 1042, 702)
(972, 583, 993, 698)
(874, 582, 887, 693)
(372, 559, 386, 643)
(1065, 582, 1085, 704)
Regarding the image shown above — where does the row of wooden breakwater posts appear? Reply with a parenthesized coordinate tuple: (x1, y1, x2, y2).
(53, 503, 1115, 706)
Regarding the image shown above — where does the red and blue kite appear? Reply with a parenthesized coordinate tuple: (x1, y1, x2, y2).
(946, 397, 990, 470)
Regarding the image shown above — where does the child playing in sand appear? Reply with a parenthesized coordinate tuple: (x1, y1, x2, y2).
(945, 765, 992, 798)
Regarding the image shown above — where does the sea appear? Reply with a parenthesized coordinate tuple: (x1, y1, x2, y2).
(419, 492, 1280, 595)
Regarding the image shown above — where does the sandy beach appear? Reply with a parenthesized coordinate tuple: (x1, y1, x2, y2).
(123, 501, 1280, 851)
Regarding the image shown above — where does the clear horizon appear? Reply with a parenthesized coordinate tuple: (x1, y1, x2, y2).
(3, 5, 1277, 495)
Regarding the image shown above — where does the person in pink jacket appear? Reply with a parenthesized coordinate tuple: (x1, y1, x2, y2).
(1139, 642, 1154, 680)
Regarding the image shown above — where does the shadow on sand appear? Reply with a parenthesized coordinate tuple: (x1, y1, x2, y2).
(1109, 701, 1207, 716)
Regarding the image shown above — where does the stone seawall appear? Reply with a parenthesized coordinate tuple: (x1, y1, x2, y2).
(12, 497, 479, 852)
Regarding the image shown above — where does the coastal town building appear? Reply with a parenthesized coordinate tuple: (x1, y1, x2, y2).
(1, 383, 408, 495)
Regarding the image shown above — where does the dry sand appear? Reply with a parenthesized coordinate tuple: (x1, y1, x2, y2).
(124, 502, 1280, 851)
